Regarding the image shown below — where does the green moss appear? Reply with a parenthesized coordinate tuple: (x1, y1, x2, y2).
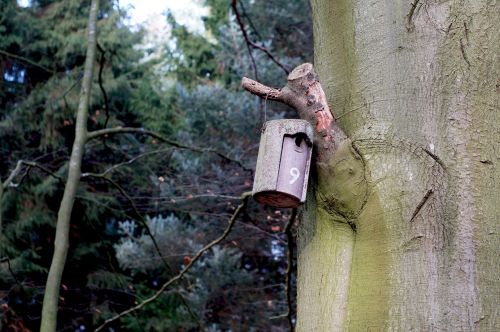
(311, 0, 361, 135)
(346, 191, 390, 330)
(297, 202, 355, 331)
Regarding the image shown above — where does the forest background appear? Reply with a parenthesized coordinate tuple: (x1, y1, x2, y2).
(0, 0, 312, 330)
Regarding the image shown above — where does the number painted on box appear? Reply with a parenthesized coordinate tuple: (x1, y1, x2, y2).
(289, 167, 300, 184)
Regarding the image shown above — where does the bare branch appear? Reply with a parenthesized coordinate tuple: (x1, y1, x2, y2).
(3, 160, 63, 189)
(81, 147, 173, 178)
(0, 49, 54, 74)
(241, 78, 284, 101)
(86, 127, 251, 172)
(231, 0, 259, 80)
(82, 173, 203, 329)
(0, 257, 19, 284)
(238, 0, 262, 40)
(249, 42, 290, 75)
(242, 63, 346, 160)
(231, 0, 289, 75)
(94, 191, 252, 332)
(96, 43, 111, 127)
(2, 161, 24, 189)
(82, 175, 172, 271)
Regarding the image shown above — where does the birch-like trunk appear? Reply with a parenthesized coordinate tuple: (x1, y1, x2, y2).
(297, 0, 499, 330)
(40, 0, 99, 330)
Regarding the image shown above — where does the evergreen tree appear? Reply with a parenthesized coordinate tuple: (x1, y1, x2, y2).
(1, 0, 313, 330)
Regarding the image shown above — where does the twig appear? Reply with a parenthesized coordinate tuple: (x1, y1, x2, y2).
(96, 43, 110, 127)
(2, 161, 24, 189)
(86, 127, 251, 172)
(61, 74, 83, 110)
(81, 174, 204, 329)
(0, 49, 54, 74)
(231, 0, 289, 76)
(94, 192, 251, 332)
(81, 147, 173, 178)
(2, 160, 64, 189)
(231, 0, 259, 80)
(83, 175, 172, 270)
(410, 189, 433, 222)
(284, 208, 297, 332)
(250, 42, 290, 75)
(0, 257, 19, 284)
(238, 0, 262, 40)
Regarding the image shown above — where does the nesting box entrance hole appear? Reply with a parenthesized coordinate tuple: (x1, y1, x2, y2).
(275, 133, 311, 204)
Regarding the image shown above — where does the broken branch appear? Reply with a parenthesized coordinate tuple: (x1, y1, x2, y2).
(241, 78, 283, 100)
(242, 63, 345, 159)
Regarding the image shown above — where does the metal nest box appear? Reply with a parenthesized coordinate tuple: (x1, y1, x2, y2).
(252, 119, 313, 208)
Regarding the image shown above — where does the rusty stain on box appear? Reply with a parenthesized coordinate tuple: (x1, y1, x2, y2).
(252, 119, 313, 208)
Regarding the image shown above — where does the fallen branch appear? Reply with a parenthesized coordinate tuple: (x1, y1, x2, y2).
(86, 127, 251, 172)
(94, 191, 251, 332)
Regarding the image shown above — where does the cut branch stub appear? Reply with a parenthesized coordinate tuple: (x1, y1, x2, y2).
(242, 63, 344, 161)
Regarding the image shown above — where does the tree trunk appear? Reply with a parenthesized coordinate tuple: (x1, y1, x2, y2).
(40, 0, 99, 330)
(297, 0, 499, 331)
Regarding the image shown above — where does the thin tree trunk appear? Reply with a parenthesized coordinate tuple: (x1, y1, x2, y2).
(0, 184, 3, 234)
(40, 0, 99, 330)
(297, 0, 499, 331)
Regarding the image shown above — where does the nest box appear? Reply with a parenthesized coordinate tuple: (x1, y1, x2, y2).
(253, 119, 313, 208)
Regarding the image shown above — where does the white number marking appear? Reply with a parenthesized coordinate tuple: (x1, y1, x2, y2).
(289, 167, 300, 184)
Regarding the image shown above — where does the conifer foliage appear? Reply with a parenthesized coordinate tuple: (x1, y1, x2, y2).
(0, 0, 312, 330)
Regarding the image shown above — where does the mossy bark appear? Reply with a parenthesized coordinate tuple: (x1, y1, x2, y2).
(297, 0, 499, 330)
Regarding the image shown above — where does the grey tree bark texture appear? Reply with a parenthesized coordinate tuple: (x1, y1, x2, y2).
(244, 0, 498, 330)
(296, 0, 498, 331)
(40, 0, 99, 330)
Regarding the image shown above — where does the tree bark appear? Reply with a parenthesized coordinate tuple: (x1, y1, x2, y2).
(296, 0, 499, 331)
(40, 0, 99, 330)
